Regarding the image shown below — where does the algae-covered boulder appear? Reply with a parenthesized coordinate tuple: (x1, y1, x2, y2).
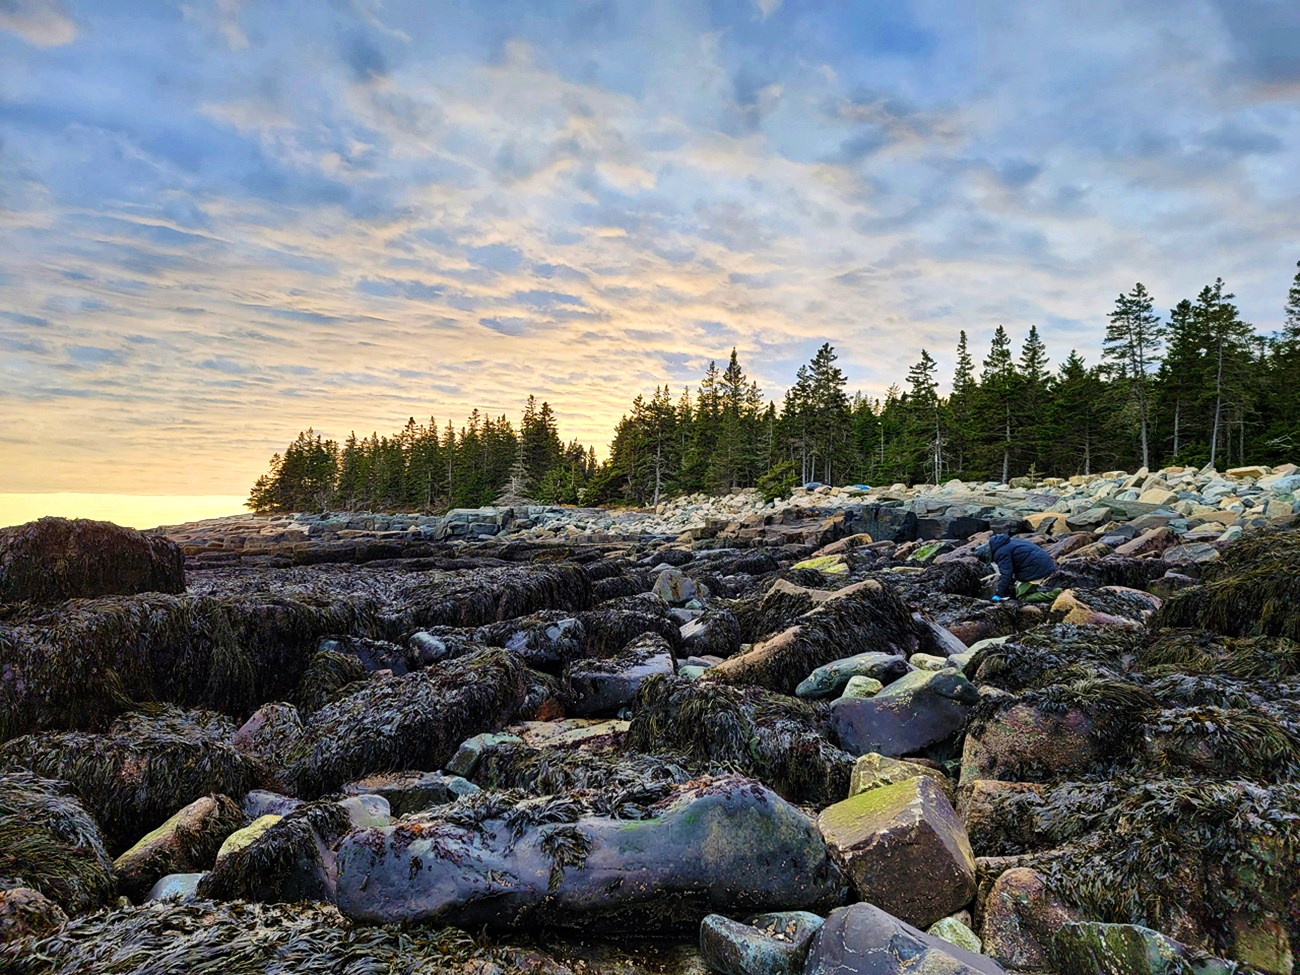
(711, 581, 919, 693)
(0, 710, 257, 854)
(795, 652, 911, 699)
(335, 775, 847, 929)
(0, 886, 68, 942)
(283, 648, 528, 798)
(850, 752, 954, 803)
(231, 702, 304, 769)
(0, 769, 114, 915)
(565, 633, 675, 716)
(960, 703, 1099, 786)
(624, 675, 853, 806)
(699, 910, 823, 975)
(1053, 921, 1236, 975)
(198, 800, 352, 904)
(0, 517, 184, 605)
(817, 776, 975, 929)
(112, 793, 241, 900)
(804, 902, 1008, 975)
(980, 867, 1083, 972)
(341, 770, 480, 816)
(831, 668, 980, 757)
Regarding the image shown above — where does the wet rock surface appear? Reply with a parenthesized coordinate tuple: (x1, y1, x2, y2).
(0, 486, 1297, 974)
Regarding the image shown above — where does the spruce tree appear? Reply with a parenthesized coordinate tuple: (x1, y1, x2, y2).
(978, 326, 1018, 483)
(1194, 279, 1253, 468)
(947, 331, 976, 475)
(1103, 283, 1164, 469)
(1017, 326, 1051, 473)
(904, 349, 943, 484)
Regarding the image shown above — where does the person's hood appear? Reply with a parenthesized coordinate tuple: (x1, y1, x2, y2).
(988, 533, 1010, 553)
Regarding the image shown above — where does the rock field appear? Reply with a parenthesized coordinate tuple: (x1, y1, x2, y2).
(1, 464, 1298, 974)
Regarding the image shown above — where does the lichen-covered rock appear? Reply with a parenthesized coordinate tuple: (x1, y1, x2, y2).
(282, 648, 528, 798)
(841, 675, 883, 698)
(0, 886, 67, 941)
(565, 633, 675, 716)
(0, 769, 114, 915)
(929, 915, 983, 954)
(215, 815, 281, 863)
(980, 867, 1082, 972)
(817, 776, 976, 929)
(699, 910, 823, 975)
(831, 668, 980, 757)
(0, 517, 184, 604)
(335, 775, 847, 929)
(794, 652, 911, 699)
(112, 794, 241, 900)
(850, 752, 954, 804)
(804, 902, 1008, 975)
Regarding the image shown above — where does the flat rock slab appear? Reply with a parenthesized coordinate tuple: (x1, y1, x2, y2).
(817, 776, 975, 929)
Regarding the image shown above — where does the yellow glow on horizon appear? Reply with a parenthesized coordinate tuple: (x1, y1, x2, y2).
(0, 494, 250, 531)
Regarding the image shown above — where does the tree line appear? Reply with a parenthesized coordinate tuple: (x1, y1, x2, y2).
(248, 262, 1300, 512)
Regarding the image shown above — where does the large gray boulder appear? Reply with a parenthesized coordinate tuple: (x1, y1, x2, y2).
(804, 902, 1008, 975)
(795, 652, 911, 699)
(701, 911, 824, 975)
(831, 668, 980, 757)
(0, 517, 184, 604)
(335, 775, 847, 929)
(565, 633, 675, 715)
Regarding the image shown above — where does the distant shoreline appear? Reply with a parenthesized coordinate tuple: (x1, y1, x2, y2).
(0, 494, 250, 531)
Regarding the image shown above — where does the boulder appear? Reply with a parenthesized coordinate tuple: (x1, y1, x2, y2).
(981, 867, 1082, 971)
(341, 770, 480, 816)
(335, 775, 847, 928)
(795, 652, 912, 699)
(241, 790, 301, 820)
(446, 732, 525, 778)
(144, 872, 205, 904)
(1053, 921, 1235, 975)
(699, 910, 823, 975)
(929, 916, 983, 954)
(0, 517, 184, 604)
(1114, 526, 1179, 558)
(0, 886, 68, 941)
(565, 633, 675, 715)
(961, 704, 1098, 785)
(804, 902, 1008, 975)
(817, 776, 976, 928)
(215, 814, 280, 862)
(231, 702, 304, 769)
(850, 752, 954, 804)
(112, 794, 242, 900)
(841, 675, 883, 698)
(652, 567, 703, 605)
(831, 669, 980, 757)
(679, 609, 742, 659)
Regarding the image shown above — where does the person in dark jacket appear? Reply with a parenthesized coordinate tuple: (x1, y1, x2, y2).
(977, 533, 1057, 600)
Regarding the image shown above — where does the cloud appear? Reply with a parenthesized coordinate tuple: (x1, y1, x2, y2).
(0, 0, 75, 47)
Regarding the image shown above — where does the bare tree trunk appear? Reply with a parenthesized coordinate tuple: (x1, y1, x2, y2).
(1172, 401, 1180, 459)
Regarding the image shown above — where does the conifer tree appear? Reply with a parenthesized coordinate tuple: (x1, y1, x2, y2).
(904, 349, 943, 484)
(1103, 283, 1164, 469)
(978, 326, 1018, 483)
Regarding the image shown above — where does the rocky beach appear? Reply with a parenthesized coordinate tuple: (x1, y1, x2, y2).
(2, 464, 1299, 975)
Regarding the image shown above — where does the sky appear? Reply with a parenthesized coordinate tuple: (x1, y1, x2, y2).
(1, 0, 1298, 500)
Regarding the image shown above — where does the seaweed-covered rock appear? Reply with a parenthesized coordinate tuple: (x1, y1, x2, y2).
(831, 668, 980, 757)
(198, 800, 352, 904)
(1052, 921, 1235, 975)
(0, 710, 257, 854)
(0, 769, 114, 914)
(711, 581, 919, 693)
(817, 776, 976, 928)
(960, 703, 1099, 786)
(565, 633, 675, 716)
(283, 648, 528, 798)
(341, 770, 480, 816)
(112, 794, 241, 900)
(231, 702, 304, 769)
(625, 675, 853, 806)
(804, 902, 1008, 975)
(293, 650, 369, 716)
(335, 775, 847, 929)
(0, 886, 67, 941)
(699, 910, 823, 975)
(679, 609, 742, 659)
(795, 652, 911, 699)
(0, 517, 184, 605)
(980, 867, 1082, 972)
(3, 899, 575, 975)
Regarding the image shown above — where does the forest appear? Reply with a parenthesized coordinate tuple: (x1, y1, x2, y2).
(248, 264, 1300, 513)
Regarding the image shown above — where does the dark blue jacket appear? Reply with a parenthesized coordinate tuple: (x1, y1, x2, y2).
(988, 534, 1057, 598)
